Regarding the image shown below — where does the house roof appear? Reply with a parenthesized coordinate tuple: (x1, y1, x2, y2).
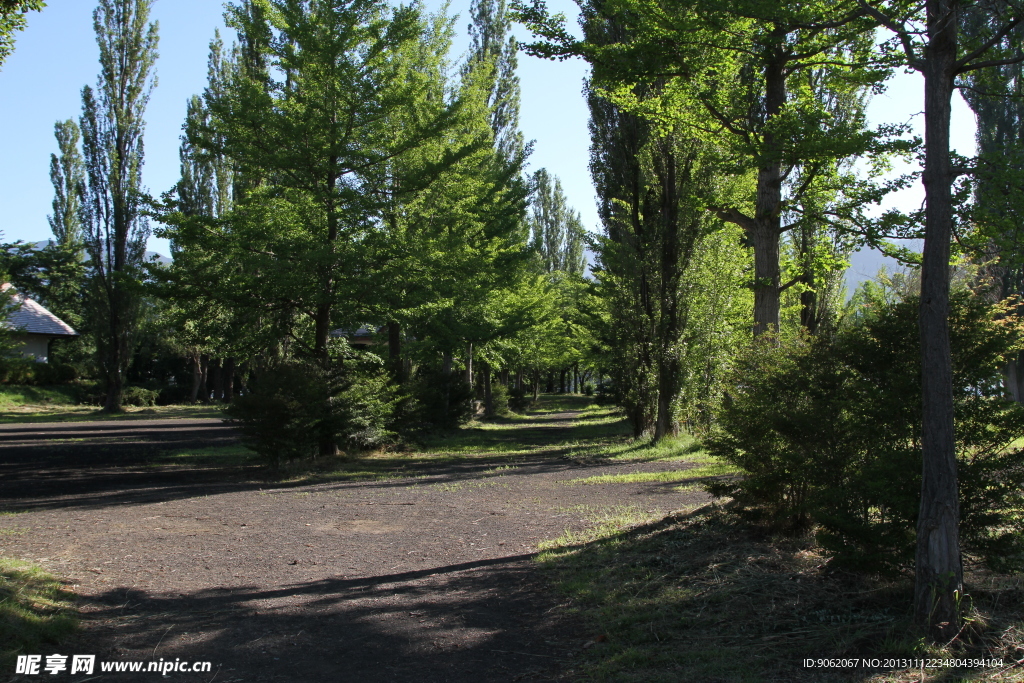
(1, 284, 78, 337)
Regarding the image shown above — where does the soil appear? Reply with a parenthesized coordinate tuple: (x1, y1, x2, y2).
(0, 408, 709, 682)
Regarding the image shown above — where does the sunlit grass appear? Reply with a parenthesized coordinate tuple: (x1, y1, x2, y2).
(563, 456, 740, 487)
(0, 558, 78, 670)
(0, 402, 225, 424)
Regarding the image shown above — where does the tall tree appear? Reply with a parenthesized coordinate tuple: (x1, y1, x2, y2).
(80, 0, 159, 412)
(48, 119, 86, 247)
(530, 168, 585, 275)
(0, 0, 43, 69)
(515, 0, 898, 337)
(465, 0, 524, 163)
(864, 0, 1024, 639)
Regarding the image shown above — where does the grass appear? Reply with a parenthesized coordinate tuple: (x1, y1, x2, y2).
(536, 505, 1024, 682)
(563, 455, 740, 487)
(0, 558, 78, 670)
(0, 402, 225, 424)
(0, 385, 81, 409)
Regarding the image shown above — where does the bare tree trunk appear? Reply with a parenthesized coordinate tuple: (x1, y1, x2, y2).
(464, 342, 473, 389)
(915, 0, 962, 639)
(532, 368, 540, 401)
(223, 357, 235, 403)
(442, 351, 453, 419)
(483, 361, 493, 417)
(199, 354, 209, 404)
(189, 351, 202, 403)
(388, 322, 403, 383)
(210, 358, 224, 403)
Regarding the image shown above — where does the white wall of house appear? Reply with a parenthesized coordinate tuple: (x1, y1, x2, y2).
(10, 334, 50, 362)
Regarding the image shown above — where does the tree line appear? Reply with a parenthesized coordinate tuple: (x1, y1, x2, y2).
(6, 0, 1024, 644)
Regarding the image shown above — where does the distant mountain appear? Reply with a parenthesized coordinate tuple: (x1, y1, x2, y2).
(21, 239, 172, 266)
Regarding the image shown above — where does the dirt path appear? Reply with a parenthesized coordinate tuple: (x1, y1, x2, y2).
(1, 409, 708, 682)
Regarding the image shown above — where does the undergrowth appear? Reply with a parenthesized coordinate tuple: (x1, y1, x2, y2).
(537, 506, 1024, 682)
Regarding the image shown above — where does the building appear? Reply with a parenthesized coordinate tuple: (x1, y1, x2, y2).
(1, 284, 78, 363)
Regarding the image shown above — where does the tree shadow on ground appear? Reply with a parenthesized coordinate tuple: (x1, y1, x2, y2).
(22, 554, 584, 683)
(0, 400, 693, 514)
(534, 506, 1023, 683)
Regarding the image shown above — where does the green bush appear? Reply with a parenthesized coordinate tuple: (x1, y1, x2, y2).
(121, 386, 159, 407)
(0, 359, 78, 386)
(509, 384, 533, 411)
(402, 369, 475, 431)
(226, 349, 396, 467)
(489, 382, 510, 416)
(707, 293, 1024, 573)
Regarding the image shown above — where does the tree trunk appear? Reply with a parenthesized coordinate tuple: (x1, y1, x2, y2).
(223, 357, 235, 403)
(442, 351, 453, 419)
(189, 351, 202, 403)
(533, 368, 540, 401)
(199, 354, 209, 404)
(915, 0, 962, 639)
(483, 361, 493, 417)
(210, 358, 224, 403)
(388, 322, 403, 383)
(464, 342, 473, 389)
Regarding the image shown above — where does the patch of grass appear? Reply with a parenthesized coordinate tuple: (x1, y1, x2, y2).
(536, 505, 1024, 682)
(153, 445, 253, 468)
(564, 457, 740, 486)
(0, 558, 78, 670)
(0, 385, 81, 409)
(0, 403, 225, 424)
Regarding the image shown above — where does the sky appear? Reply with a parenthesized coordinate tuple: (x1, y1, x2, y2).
(0, 1, 977, 289)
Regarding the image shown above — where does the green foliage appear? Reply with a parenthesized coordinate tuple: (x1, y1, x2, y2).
(120, 385, 158, 407)
(226, 351, 396, 467)
(0, 360, 78, 386)
(707, 293, 1024, 573)
(0, 0, 44, 70)
(402, 368, 476, 431)
(80, 0, 159, 410)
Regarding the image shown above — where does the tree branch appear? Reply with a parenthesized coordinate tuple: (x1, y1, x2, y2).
(954, 16, 1024, 74)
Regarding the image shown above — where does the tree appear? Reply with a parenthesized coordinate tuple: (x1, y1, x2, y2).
(530, 168, 585, 275)
(515, 0, 900, 337)
(861, 0, 1024, 639)
(79, 0, 158, 411)
(0, 0, 43, 69)
(465, 0, 525, 163)
(48, 120, 86, 247)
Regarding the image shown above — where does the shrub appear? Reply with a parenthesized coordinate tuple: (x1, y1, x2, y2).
(707, 293, 1024, 573)
(0, 359, 79, 386)
(509, 384, 533, 411)
(121, 386, 159, 407)
(489, 382, 510, 416)
(226, 348, 396, 467)
(400, 369, 475, 432)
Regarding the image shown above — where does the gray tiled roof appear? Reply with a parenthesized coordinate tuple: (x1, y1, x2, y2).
(1, 284, 78, 337)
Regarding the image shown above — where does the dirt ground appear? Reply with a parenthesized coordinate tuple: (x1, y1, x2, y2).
(0, 408, 708, 682)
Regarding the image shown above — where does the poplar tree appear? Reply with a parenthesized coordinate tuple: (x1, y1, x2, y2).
(80, 0, 159, 412)
(48, 120, 85, 247)
(465, 0, 524, 163)
(530, 168, 585, 275)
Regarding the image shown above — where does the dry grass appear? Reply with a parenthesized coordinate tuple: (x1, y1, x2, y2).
(537, 505, 1024, 682)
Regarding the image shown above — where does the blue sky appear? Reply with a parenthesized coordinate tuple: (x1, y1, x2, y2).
(0, 1, 976, 289)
